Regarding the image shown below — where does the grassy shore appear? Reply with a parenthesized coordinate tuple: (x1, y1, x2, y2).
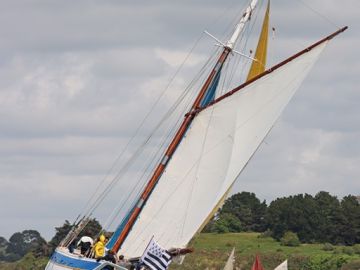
(170, 233, 360, 270)
(1, 233, 359, 269)
(0, 253, 49, 270)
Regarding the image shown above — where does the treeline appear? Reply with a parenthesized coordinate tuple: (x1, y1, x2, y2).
(204, 191, 360, 246)
(0, 219, 102, 262)
(1, 191, 359, 263)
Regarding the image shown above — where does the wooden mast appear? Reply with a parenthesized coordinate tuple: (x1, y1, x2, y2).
(111, 0, 259, 253)
(111, 48, 231, 253)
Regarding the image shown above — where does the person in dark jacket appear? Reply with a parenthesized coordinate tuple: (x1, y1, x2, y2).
(96, 249, 118, 270)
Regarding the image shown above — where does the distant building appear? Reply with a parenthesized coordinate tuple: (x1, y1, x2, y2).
(356, 196, 360, 204)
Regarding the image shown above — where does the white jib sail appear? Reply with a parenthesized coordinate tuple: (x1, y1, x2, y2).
(120, 42, 328, 257)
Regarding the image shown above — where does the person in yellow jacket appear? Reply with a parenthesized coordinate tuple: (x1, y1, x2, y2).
(93, 235, 106, 258)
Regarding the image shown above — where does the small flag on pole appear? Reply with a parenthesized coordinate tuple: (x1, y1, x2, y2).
(141, 238, 172, 270)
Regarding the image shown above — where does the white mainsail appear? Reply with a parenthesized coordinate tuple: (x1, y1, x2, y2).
(120, 41, 328, 257)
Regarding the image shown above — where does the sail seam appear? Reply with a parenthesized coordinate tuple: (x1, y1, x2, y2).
(179, 105, 218, 239)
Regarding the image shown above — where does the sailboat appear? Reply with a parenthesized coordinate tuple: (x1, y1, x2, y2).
(223, 248, 235, 270)
(45, 0, 347, 269)
(251, 255, 264, 270)
(274, 260, 288, 270)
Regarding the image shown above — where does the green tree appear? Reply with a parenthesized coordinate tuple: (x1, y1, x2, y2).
(292, 193, 319, 242)
(339, 195, 360, 245)
(0, 237, 9, 261)
(209, 213, 242, 233)
(48, 220, 73, 251)
(280, 231, 300, 246)
(6, 230, 47, 261)
(220, 192, 267, 232)
(80, 218, 102, 239)
(266, 191, 359, 245)
(266, 197, 288, 240)
(313, 191, 343, 243)
(49, 218, 102, 251)
(266, 194, 318, 242)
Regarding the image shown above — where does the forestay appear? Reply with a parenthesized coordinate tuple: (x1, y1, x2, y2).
(120, 42, 328, 257)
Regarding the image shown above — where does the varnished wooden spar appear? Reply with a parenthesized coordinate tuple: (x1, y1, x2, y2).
(111, 0, 260, 253)
(110, 47, 232, 253)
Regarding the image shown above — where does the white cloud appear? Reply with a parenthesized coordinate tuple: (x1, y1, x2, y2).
(155, 48, 206, 68)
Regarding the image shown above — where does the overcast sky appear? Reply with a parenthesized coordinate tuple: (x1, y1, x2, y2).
(0, 0, 359, 241)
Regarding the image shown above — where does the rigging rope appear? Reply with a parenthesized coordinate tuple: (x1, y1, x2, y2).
(100, 38, 223, 232)
(218, 0, 264, 96)
(103, 48, 223, 231)
(295, 0, 340, 29)
(66, 0, 269, 245)
(125, 1, 269, 252)
(67, 32, 215, 240)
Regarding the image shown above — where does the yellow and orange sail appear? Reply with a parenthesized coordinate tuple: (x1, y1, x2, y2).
(247, 0, 270, 81)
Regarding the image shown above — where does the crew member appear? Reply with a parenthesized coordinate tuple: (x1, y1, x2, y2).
(93, 235, 106, 258)
(96, 249, 117, 270)
(77, 236, 94, 256)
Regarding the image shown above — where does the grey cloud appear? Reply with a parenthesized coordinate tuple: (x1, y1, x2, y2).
(0, 0, 359, 241)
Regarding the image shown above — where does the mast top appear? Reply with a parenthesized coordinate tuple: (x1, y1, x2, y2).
(225, 0, 258, 49)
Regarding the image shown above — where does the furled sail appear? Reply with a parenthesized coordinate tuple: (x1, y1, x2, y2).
(120, 40, 329, 257)
(247, 0, 270, 81)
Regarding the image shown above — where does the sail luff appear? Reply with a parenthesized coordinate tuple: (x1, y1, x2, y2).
(246, 0, 270, 81)
(196, 186, 232, 234)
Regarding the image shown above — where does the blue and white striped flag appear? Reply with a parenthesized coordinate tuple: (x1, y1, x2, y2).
(141, 238, 172, 270)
